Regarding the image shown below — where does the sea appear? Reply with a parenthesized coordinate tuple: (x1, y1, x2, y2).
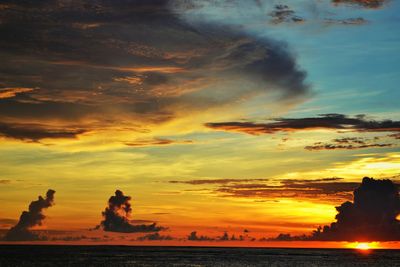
(1, 245, 400, 267)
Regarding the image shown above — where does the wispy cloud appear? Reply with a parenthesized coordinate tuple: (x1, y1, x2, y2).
(332, 0, 388, 9)
(206, 113, 400, 135)
(0, 87, 35, 99)
(170, 177, 360, 203)
(124, 138, 193, 147)
(305, 137, 394, 150)
(169, 178, 269, 185)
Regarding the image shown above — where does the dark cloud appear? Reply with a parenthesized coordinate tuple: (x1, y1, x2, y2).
(389, 133, 400, 140)
(174, 177, 358, 203)
(273, 177, 400, 241)
(206, 113, 400, 135)
(0, 0, 310, 142)
(311, 177, 400, 241)
(269, 4, 305, 24)
(187, 230, 250, 242)
(305, 143, 392, 150)
(216, 179, 358, 202)
(124, 138, 193, 147)
(0, 122, 86, 142)
(100, 190, 164, 233)
(169, 178, 269, 185)
(187, 231, 214, 241)
(325, 17, 368, 25)
(332, 0, 388, 9)
(305, 137, 394, 151)
(0, 179, 11, 184)
(137, 232, 173, 241)
(4, 189, 55, 241)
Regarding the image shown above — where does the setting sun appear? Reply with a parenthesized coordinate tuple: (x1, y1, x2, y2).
(356, 243, 371, 250)
(349, 242, 380, 250)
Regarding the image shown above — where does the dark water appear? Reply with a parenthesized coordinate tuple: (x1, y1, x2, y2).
(1, 245, 400, 267)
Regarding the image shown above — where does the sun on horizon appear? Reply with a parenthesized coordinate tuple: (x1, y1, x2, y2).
(348, 242, 380, 251)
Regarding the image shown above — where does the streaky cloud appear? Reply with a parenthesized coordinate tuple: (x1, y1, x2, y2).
(206, 113, 400, 135)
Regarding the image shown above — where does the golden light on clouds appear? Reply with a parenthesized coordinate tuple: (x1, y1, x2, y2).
(0, 87, 35, 99)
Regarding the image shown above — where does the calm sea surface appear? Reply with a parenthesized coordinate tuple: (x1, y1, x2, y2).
(1, 245, 400, 267)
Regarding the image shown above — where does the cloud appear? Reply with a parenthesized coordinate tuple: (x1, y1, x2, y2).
(0, 180, 11, 184)
(173, 177, 358, 203)
(172, 0, 381, 31)
(0, 122, 86, 142)
(0, 87, 35, 99)
(216, 179, 358, 202)
(187, 231, 215, 241)
(187, 230, 250, 242)
(389, 133, 400, 140)
(305, 137, 394, 151)
(269, 4, 305, 24)
(0, 0, 310, 142)
(310, 177, 400, 241)
(124, 138, 193, 147)
(324, 17, 368, 25)
(169, 178, 269, 185)
(4, 189, 55, 241)
(137, 232, 173, 241)
(100, 190, 164, 233)
(331, 0, 388, 9)
(272, 177, 400, 241)
(206, 113, 400, 135)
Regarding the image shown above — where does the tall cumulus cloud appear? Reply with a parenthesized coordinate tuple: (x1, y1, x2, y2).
(4, 189, 55, 241)
(272, 177, 400, 241)
(100, 190, 163, 233)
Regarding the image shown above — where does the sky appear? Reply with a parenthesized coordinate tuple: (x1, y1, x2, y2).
(0, 0, 400, 247)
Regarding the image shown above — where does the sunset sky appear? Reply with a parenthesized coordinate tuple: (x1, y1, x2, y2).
(0, 0, 399, 247)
